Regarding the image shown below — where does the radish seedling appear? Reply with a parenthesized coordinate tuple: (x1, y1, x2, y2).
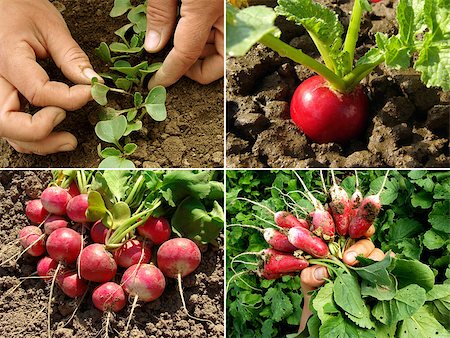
(227, 0, 450, 143)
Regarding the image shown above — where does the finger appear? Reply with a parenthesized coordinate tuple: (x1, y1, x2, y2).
(363, 225, 375, 238)
(343, 239, 375, 266)
(300, 265, 329, 291)
(7, 131, 77, 155)
(3, 43, 92, 111)
(145, 0, 178, 52)
(199, 44, 219, 58)
(367, 248, 385, 261)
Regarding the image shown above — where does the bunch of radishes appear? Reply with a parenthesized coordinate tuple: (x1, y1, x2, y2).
(230, 170, 389, 280)
(18, 181, 205, 336)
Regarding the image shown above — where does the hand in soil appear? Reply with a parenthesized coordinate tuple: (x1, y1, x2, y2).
(145, 0, 224, 88)
(298, 232, 385, 333)
(0, 0, 101, 154)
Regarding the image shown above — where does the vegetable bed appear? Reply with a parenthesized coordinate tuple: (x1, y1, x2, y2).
(0, 0, 224, 168)
(0, 170, 224, 338)
(226, 0, 449, 168)
(226, 170, 450, 337)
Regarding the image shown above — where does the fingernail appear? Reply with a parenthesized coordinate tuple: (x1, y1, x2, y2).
(345, 251, 357, 263)
(314, 267, 326, 280)
(58, 143, 76, 152)
(82, 68, 101, 81)
(145, 30, 161, 51)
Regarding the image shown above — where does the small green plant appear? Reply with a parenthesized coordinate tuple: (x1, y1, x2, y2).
(91, 0, 167, 168)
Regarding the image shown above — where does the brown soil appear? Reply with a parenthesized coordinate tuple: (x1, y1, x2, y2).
(0, 171, 224, 338)
(226, 0, 449, 168)
(0, 0, 224, 168)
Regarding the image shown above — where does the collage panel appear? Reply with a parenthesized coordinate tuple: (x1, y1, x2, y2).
(226, 0, 449, 168)
(226, 169, 450, 337)
(0, 169, 224, 337)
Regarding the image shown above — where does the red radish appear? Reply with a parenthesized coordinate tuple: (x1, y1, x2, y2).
(114, 239, 152, 268)
(287, 227, 329, 258)
(56, 270, 88, 298)
(46, 228, 82, 264)
(256, 269, 286, 280)
(41, 186, 71, 215)
(328, 171, 352, 236)
(25, 199, 49, 224)
(92, 282, 126, 312)
(274, 211, 309, 229)
(90, 220, 110, 244)
(19, 226, 45, 257)
(67, 181, 80, 198)
(43, 215, 68, 235)
(137, 216, 171, 245)
(37, 256, 58, 281)
(66, 194, 88, 223)
(78, 244, 117, 283)
(349, 171, 390, 238)
(262, 248, 308, 275)
(290, 75, 368, 143)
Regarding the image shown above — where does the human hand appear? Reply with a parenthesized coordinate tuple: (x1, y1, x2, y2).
(144, 0, 224, 88)
(0, 0, 101, 155)
(298, 226, 386, 333)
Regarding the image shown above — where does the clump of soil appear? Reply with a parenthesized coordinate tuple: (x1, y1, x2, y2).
(0, 171, 224, 338)
(226, 0, 449, 168)
(0, 0, 223, 168)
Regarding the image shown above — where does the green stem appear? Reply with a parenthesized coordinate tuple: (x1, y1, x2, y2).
(309, 258, 350, 275)
(259, 34, 347, 92)
(342, 0, 363, 71)
(109, 88, 133, 96)
(124, 175, 144, 205)
(343, 54, 384, 91)
(308, 33, 336, 72)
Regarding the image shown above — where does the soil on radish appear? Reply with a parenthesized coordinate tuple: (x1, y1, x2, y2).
(226, 0, 449, 168)
(0, 171, 224, 338)
(0, 0, 224, 169)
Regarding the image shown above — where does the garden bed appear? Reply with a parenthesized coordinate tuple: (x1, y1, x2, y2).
(226, 0, 449, 168)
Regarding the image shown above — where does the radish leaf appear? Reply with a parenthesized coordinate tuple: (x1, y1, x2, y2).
(399, 306, 450, 338)
(110, 0, 132, 17)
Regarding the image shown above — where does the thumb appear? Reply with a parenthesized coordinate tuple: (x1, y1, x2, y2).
(144, 0, 178, 52)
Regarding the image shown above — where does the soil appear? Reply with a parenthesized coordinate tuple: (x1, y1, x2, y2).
(226, 0, 449, 168)
(0, 171, 224, 338)
(0, 0, 224, 169)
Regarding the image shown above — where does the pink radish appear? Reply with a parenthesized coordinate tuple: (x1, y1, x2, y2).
(92, 282, 126, 312)
(274, 211, 309, 229)
(137, 216, 171, 245)
(262, 248, 308, 275)
(78, 244, 117, 283)
(90, 220, 110, 244)
(19, 226, 46, 257)
(43, 215, 68, 235)
(114, 239, 152, 268)
(25, 199, 49, 224)
(66, 194, 88, 223)
(67, 182, 80, 198)
(56, 270, 88, 298)
(46, 228, 82, 264)
(37, 256, 58, 281)
(41, 186, 71, 215)
(256, 269, 286, 280)
(349, 171, 390, 239)
(288, 227, 329, 258)
(328, 171, 352, 236)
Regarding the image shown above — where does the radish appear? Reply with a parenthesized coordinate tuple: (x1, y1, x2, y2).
(287, 227, 329, 258)
(78, 243, 117, 283)
(349, 171, 390, 239)
(114, 239, 152, 268)
(291, 76, 368, 143)
(46, 228, 82, 264)
(137, 216, 171, 245)
(67, 181, 80, 198)
(19, 226, 46, 257)
(37, 256, 58, 281)
(262, 248, 309, 275)
(41, 186, 72, 215)
(90, 220, 110, 244)
(256, 269, 286, 280)
(56, 270, 88, 298)
(328, 171, 352, 236)
(43, 215, 68, 235)
(92, 282, 126, 312)
(351, 170, 363, 210)
(25, 199, 49, 224)
(274, 211, 309, 229)
(66, 194, 88, 223)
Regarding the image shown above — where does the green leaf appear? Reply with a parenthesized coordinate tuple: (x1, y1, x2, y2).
(91, 81, 110, 106)
(99, 147, 122, 158)
(399, 305, 450, 337)
(423, 229, 448, 250)
(374, 323, 397, 338)
(372, 284, 426, 325)
(286, 292, 303, 326)
(376, 33, 412, 69)
(226, 4, 280, 56)
(408, 170, 428, 179)
(429, 201, 450, 233)
(141, 62, 163, 74)
(263, 286, 293, 322)
(388, 218, 423, 240)
(411, 191, 433, 209)
(426, 284, 450, 329)
(312, 282, 338, 322)
(144, 86, 167, 121)
(106, 201, 131, 229)
(320, 313, 375, 338)
(95, 42, 112, 63)
(102, 171, 129, 202)
(98, 156, 135, 168)
(123, 143, 137, 155)
(95, 115, 127, 145)
(133, 92, 143, 107)
(109, 42, 142, 54)
(111, 61, 148, 77)
(392, 258, 435, 291)
(128, 4, 147, 33)
(361, 275, 397, 301)
(261, 319, 275, 338)
(86, 191, 107, 221)
(124, 120, 142, 136)
(110, 0, 132, 17)
(115, 78, 132, 91)
(350, 253, 394, 287)
(126, 109, 138, 122)
(114, 23, 134, 43)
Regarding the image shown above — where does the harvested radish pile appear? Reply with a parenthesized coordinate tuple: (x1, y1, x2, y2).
(0, 170, 224, 338)
(226, 170, 450, 337)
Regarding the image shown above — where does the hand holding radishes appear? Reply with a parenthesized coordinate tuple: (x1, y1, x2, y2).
(227, 0, 449, 143)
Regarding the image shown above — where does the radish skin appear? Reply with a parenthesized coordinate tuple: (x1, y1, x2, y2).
(137, 216, 171, 245)
(90, 220, 110, 244)
(329, 172, 352, 236)
(263, 228, 298, 253)
(43, 215, 68, 235)
(262, 248, 308, 275)
(41, 186, 71, 215)
(37, 256, 58, 281)
(79, 244, 117, 283)
(25, 199, 49, 224)
(256, 269, 286, 280)
(19, 226, 46, 257)
(274, 211, 309, 229)
(56, 270, 88, 298)
(157, 238, 201, 278)
(46, 228, 82, 264)
(288, 227, 329, 258)
(92, 282, 126, 312)
(114, 239, 152, 268)
(67, 182, 80, 198)
(308, 209, 335, 240)
(66, 194, 88, 223)
(121, 263, 166, 302)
